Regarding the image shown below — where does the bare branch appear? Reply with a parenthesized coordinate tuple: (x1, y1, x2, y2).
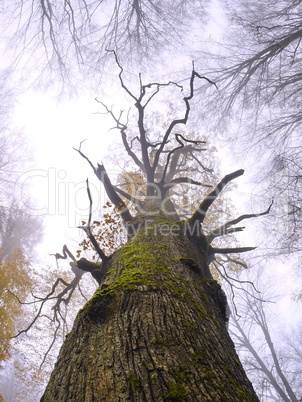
(152, 67, 217, 172)
(207, 226, 244, 243)
(50, 244, 77, 263)
(167, 177, 212, 188)
(207, 201, 273, 243)
(159, 134, 207, 188)
(73, 143, 96, 172)
(159, 137, 185, 186)
(39, 319, 61, 369)
(224, 255, 248, 270)
(10, 274, 82, 339)
(141, 80, 183, 109)
(209, 246, 257, 255)
(190, 169, 244, 224)
(8, 240, 97, 367)
(86, 178, 93, 228)
(218, 28, 302, 115)
(213, 260, 262, 298)
(113, 185, 142, 206)
(94, 99, 145, 171)
(229, 317, 294, 402)
(107, 50, 138, 102)
(95, 164, 133, 222)
(74, 144, 133, 222)
(78, 179, 108, 262)
(191, 153, 214, 174)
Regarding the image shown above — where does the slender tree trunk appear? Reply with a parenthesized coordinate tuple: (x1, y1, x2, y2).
(41, 215, 258, 401)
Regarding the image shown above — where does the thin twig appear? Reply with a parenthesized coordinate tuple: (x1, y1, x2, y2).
(78, 179, 108, 261)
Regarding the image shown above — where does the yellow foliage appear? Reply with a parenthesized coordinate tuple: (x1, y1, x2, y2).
(0, 249, 32, 363)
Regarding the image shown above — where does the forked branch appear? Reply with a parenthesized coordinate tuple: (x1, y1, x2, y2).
(152, 67, 217, 171)
(106, 52, 217, 189)
(94, 99, 144, 171)
(207, 201, 273, 243)
(190, 169, 244, 224)
(74, 144, 133, 223)
(159, 134, 207, 186)
(10, 245, 86, 367)
(95, 164, 133, 222)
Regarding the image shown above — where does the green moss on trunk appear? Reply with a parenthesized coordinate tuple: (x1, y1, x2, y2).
(41, 218, 258, 402)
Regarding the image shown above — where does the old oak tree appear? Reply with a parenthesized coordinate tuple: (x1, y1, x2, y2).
(41, 56, 269, 401)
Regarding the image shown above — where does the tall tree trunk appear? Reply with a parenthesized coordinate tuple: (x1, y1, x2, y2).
(41, 215, 258, 401)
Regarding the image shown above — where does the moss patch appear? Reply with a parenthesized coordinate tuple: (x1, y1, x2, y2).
(164, 383, 188, 401)
(127, 374, 141, 390)
(79, 221, 209, 324)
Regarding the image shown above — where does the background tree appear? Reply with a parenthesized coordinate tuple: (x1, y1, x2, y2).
(228, 272, 301, 401)
(0, 69, 42, 364)
(199, 0, 302, 257)
(0, 0, 210, 89)
(0, 176, 44, 401)
(0, 70, 45, 400)
(0, 202, 42, 259)
(0, 250, 31, 363)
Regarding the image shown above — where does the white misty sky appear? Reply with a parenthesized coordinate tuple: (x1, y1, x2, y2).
(13, 91, 121, 255)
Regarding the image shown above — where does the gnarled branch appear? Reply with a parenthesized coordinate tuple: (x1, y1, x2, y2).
(152, 66, 217, 171)
(207, 201, 273, 243)
(113, 185, 142, 206)
(50, 244, 77, 263)
(76, 258, 108, 284)
(74, 144, 133, 223)
(10, 244, 87, 367)
(95, 164, 133, 222)
(190, 169, 244, 225)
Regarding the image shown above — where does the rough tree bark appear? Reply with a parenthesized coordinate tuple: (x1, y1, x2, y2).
(41, 204, 258, 401)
